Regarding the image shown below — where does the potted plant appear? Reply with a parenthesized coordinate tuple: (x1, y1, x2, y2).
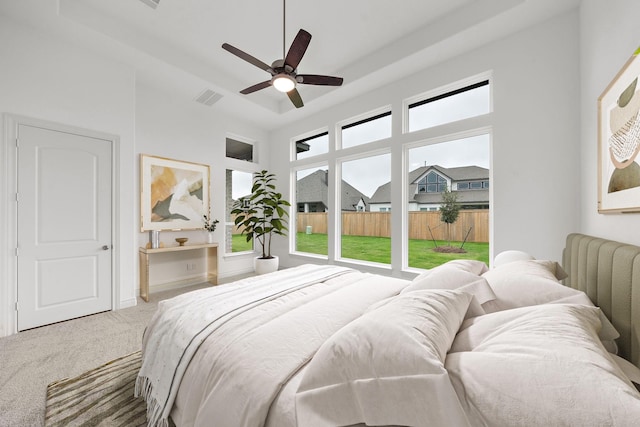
(203, 215, 219, 244)
(230, 170, 291, 274)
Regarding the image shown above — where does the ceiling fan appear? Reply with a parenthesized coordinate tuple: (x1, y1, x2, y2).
(221, 0, 343, 108)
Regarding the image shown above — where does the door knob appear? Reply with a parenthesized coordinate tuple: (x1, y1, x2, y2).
(102, 245, 110, 250)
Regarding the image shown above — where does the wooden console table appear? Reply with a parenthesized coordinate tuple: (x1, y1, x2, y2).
(139, 243, 218, 302)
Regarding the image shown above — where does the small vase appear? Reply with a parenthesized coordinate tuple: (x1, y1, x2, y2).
(207, 231, 215, 244)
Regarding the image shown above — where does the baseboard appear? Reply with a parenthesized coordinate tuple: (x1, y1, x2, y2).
(219, 267, 255, 281)
(149, 275, 208, 293)
(119, 297, 137, 309)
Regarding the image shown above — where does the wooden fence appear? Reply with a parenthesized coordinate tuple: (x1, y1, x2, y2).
(296, 210, 489, 243)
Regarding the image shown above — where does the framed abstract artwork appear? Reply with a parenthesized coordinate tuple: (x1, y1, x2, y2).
(140, 154, 210, 231)
(598, 47, 640, 213)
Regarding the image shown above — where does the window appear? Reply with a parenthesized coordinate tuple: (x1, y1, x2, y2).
(406, 134, 490, 270)
(417, 171, 447, 193)
(408, 80, 490, 132)
(294, 131, 328, 160)
(225, 169, 254, 254)
(340, 153, 391, 265)
(294, 166, 328, 256)
(458, 180, 489, 190)
(341, 111, 391, 149)
(289, 73, 492, 275)
(226, 137, 255, 162)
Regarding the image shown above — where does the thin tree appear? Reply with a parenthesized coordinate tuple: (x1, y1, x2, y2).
(440, 186, 460, 247)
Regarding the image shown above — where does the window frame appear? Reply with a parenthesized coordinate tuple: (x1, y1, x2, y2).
(402, 72, 493, 134)
(291, 128, 330, 161)
(336, 106, 393, 150)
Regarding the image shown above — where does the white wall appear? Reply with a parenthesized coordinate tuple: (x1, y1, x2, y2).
(0, 14, 269, 335)
(135, 83, 269, 288)
(0, 15, 136, 335)
(269, 10, 581, 272)
(579, 0, 640, 245)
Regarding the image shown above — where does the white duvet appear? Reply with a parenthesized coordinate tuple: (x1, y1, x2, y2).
(138, 262, 640, 427)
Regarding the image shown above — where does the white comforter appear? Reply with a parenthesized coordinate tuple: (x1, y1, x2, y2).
(139, 261, 640, 427)
(138, 264, 410, 427)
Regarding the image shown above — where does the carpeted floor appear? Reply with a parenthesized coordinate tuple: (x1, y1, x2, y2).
(0, 275, 251, 427)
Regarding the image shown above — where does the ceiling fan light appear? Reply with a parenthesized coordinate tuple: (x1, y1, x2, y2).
(272, 74, 296, 93)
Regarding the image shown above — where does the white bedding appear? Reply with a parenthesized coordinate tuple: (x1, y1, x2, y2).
(137, 264, 360, 427)
(158, 265, 410, 427)
(137, 261, 640, 427)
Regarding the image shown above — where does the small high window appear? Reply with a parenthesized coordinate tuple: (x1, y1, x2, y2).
(294, 131, 328, 160)
(226, 138, 255, 162)
(407, 80, 490, 132)
(341, 111, 391, 149)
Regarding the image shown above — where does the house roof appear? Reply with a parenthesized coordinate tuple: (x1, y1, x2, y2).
(296, 170, 370, 211)
(370, 165, 489, 204)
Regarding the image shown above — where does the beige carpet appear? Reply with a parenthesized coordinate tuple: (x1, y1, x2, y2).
(0, 275, 251, 427)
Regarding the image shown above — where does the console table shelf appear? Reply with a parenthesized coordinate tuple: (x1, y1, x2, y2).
(139, 243, 218, 302)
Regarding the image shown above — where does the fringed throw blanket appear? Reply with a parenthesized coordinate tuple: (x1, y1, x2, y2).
(135, 264, 359, 427)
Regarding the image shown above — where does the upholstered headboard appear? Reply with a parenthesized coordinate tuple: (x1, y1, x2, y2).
(563, 233, 640, 368)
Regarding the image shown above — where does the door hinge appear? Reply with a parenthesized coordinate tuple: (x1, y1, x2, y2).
(15, 302, 18, 311)
(15, 247, 19, 257)
(15, 192, 19, 202)
(15, 137, 19, 147)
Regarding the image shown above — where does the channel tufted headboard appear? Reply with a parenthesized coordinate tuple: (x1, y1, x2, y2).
(563, 233, 640, 368)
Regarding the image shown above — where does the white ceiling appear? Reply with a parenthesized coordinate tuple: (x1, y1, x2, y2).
(0, 0, 580, 130)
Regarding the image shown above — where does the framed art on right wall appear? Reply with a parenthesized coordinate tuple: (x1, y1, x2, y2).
(598, 46, 640, 213)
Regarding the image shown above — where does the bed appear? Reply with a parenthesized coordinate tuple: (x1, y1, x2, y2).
(136, 233, 640, 427)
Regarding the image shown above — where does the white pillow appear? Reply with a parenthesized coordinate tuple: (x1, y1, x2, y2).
(446, 304, 640, 427)
(493, 250, 535, 267)
(403, 267, 496, 306)
(549, 292, 620, 345)
(296, 290, 473, 427)
(479, 262, 620, 347)
(481, 261, 577, 313)
(412, 259, 489, 282)
(490, 258, 567, 280)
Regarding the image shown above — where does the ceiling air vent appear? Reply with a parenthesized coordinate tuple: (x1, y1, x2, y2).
(195, 89, 223, 107)
(139, 0, 160, 9)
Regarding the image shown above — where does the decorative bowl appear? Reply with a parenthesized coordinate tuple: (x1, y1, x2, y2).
(175, 237, 188, 246)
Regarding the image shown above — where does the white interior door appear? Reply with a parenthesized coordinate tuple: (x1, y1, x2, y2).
(16, 124, 112, 331)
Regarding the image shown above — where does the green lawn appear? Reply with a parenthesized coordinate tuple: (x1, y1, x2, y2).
(231, 234, 254, 252)
(294, 233, 489, 269)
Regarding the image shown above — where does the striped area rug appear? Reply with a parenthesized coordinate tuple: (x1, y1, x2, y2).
(45, 351, 148, 427)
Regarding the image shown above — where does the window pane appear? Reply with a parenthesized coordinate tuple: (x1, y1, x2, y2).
(407, 135, 490, 270)
(226, 138, 254, 162)
(295, 132, 328, 160)
(341, 112, 391, 149)
(408, 81, 490, 132)
(342, 153, 391, 264)
(226, 169, 253, 254)
(295, 166, 328, 256)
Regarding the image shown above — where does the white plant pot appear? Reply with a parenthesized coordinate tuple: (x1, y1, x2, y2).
(206, 232, 215, 243)
(254, 255, 279, 275)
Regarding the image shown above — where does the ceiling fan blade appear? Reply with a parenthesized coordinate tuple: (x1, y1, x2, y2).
(222, 43, 271, 72)
(240, 80, 272, 95)
(297, 74, 344, 86)
(287, 88, 304, 108)
(284, 29, 312, 70)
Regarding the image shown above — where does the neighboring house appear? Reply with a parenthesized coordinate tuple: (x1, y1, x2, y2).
(369, 165, 489, 212)
(297, 170, 370, 212)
